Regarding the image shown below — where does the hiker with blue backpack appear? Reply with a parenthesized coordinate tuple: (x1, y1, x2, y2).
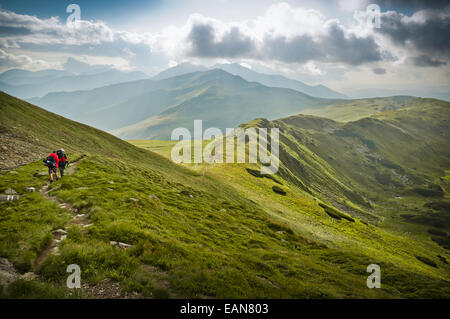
(43, 149, 68, 183)
(56, 149, 68, 177)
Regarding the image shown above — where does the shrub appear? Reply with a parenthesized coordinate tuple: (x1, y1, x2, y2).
(106, 221, 145, 244)
(415, 256, 437, 268)
(319, 203, 355, 222)
(428, 229, 447, 237)
(272, 186, 286, 195)
(5, 280, 68, 299)
(152, 286, 171, 299)
(16, 250, 35, 273)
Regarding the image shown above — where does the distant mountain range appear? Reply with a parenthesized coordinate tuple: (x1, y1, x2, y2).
(153, 62, 347, 99)
(0, 68, 149, 99)
(29, 69, 335, 139)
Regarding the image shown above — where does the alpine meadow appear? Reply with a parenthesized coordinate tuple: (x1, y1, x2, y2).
(0, 0, 449, 307)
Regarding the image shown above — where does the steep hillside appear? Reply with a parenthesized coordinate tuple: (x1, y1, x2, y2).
(2, 93, 449, 298)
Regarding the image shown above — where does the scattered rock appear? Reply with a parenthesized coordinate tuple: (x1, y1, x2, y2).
(109, 181, 115, 184)
(83, 223, 94, 228)
(129, 197, 139, 202)
(110, 241, 132, 249)
(4, 188, 17, 195)
(0, 258, 20, 287)
(54, 229, 68, 236)
(149, 194, 159, 201)
(20, 272, 38, 281)
(0, 194, 19, 201)
(25, 187, 35, 193)
(118, 242, 131, 249)
(179, 190, 193, 198)
(106, 188, 113, 192)
(1, 146, 7, 151)
(51, 246, 60, 256)
(59, 204, 66, 208)
(77, 187, 89, 190)
(9, 171, 18, 174)
(219, 209, 227, 212)
(76, 214, 85, 218)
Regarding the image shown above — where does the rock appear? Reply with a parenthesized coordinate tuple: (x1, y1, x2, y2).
(109, 181, 115, 184)
(20, 272, 38, 281)
(110, 241, 131, 249)
(189, 194, 194, 198)
(51, 246, 60, 256)
(59, 204, 66, 208)
(219, 209, 227, 212)
(83, 223, 94, 228)
(9, 171, 18, 175)
(77, 187, 89, 190)
(60, 235, 67, 241)
(76, 214, 85, 218)
(106, 188, 113, 192)
(0, 258, 20, 287)
(1, 146, 7, 151)
(37, 172, 48, 176)
(4, 188, 17, 195)
(0, 194, 19, 201)
(25, 187, 35, 193)
(118, 242, 131, 249)
(129, 197, 139, 202)
(149, 194, 159, 201)
(54, 229, 67, 236)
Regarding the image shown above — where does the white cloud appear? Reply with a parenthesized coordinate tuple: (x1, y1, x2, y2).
(0, 49, 52, 71)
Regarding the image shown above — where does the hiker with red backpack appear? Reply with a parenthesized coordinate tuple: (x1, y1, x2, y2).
(56, 149, 68, 177)
(43, 151, 60, 183)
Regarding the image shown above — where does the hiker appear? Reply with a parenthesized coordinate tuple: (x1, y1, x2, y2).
(57, 149, 68, 177)
(43, 151, 59, 183)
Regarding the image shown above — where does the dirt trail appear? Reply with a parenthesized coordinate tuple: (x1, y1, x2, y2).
(35, 155, 89, 268)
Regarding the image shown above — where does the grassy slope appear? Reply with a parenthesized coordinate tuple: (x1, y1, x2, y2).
(301, 96, 415, 122)
(130, 98, 450, 298)
(1, 92, 449, 298)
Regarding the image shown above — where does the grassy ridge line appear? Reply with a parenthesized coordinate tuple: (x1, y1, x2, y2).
(1, 92, 449, 298)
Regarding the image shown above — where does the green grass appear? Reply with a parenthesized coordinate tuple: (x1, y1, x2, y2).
(1, 92, 449, 298)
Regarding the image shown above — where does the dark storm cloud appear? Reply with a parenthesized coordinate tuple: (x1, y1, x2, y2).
(363, 0, 450, 10)
(408, 55, 447, 67)
(263, 34, 322, 63)
(377, 10, 450, 57)
(188, 24, 255, 58)
(187, 21, 383, 65)
(321, 22, 382, 65)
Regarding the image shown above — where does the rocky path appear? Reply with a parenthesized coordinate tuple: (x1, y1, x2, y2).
(35, 156, 90, 268)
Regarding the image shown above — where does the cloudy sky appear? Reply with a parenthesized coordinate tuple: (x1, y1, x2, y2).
(0, 0, 449, 94)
